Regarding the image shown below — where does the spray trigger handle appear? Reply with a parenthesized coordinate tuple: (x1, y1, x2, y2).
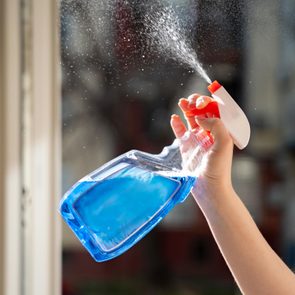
(183, 81, 251, 150)
(184, 100, 220, 119)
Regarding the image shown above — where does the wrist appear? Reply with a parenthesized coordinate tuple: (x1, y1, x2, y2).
(191, 177, 236, 213)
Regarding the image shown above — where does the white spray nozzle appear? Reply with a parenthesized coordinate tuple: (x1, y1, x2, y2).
(208, 80, 251, 150)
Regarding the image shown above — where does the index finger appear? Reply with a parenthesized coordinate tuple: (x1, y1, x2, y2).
(178, 94, 214, 130)
(178, 95, 199, 130)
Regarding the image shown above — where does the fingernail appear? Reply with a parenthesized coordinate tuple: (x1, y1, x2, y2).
(171, 114, 179, 120)
(196, 96, 205, 109)
(178, 98, 186, 106)
(187, 94, 198, 104)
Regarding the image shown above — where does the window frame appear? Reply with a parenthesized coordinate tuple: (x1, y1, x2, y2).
(0, 0, 61, 294)
(0, 0, 22, 294)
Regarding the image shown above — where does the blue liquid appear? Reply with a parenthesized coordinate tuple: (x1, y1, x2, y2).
(60, 164, 196, 261)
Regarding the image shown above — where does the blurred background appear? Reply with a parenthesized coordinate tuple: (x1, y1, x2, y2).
(60, 0, 295, 294)
(3, 0, 295, 294)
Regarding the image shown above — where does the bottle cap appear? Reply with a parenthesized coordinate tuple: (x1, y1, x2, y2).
(208, 80, 222, 94)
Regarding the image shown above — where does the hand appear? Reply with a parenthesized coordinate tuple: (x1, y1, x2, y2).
(173, 94, 295, 295)
(170, 93, 234, 204)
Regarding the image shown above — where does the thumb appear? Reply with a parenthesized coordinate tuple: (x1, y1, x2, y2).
(195, 117, 233, 151)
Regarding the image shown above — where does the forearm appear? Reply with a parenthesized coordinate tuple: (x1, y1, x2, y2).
(192, 184, 295, 295)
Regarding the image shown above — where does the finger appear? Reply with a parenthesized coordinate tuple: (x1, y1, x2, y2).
(178, 98, 199, 130)
(171, 115, 197, 156)
(170, 114, 187, 138)
(196, 96, 213, 109)
(195, 118, 233, 151)
(196, 95, 220, 119)
(187, 93, 202, 105)
(179, 94, 216, 129)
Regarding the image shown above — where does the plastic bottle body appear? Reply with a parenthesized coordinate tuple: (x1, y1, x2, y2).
(60, 147, 196, 261)
(59, 128, 211, 262)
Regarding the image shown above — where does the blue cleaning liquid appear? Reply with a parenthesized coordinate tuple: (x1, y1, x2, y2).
(60, 164, 196, 261)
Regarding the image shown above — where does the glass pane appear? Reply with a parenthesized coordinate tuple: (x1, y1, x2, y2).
(61, 0, 295, 294)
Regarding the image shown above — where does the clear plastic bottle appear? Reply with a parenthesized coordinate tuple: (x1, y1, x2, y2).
(59, 81, 250, 262)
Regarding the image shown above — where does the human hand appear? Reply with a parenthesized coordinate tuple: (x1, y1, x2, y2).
(170, 93, 234, 204)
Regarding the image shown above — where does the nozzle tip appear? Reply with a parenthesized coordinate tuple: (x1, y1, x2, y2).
(208, 80, 222, 94)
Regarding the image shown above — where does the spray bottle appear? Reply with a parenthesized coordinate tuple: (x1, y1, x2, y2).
(59, 80, 250, 262)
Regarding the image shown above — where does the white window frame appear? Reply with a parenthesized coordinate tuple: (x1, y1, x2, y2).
(0, 0, 61, 295)
(0, 1, 22, 294)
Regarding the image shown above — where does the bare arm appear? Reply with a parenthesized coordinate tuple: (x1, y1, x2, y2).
(192, 175, 295, 295)
(171, 94, 295, 295)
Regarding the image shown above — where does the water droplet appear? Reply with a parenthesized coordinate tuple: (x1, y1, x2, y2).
(144, 5, 211, 83)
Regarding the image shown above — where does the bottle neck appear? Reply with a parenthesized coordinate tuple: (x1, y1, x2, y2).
(157, 129, 213, 175)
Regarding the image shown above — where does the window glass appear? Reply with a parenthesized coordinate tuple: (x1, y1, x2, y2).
(61, 1, 295, 294)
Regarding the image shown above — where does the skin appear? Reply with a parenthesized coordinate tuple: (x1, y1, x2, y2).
(170, 94, 295, 295)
